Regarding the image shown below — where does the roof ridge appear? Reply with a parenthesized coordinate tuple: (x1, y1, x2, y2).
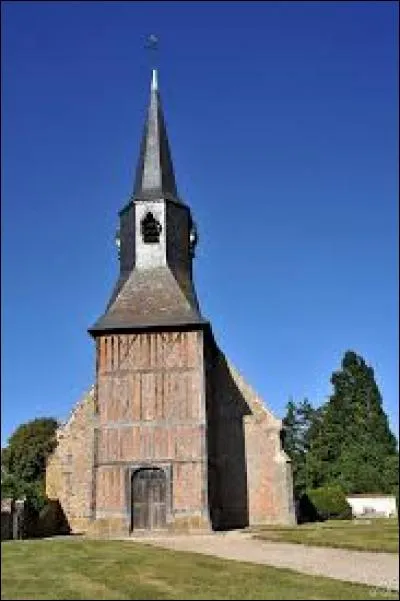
(59, 385, 94, 432)
(226, 360, 281, 426)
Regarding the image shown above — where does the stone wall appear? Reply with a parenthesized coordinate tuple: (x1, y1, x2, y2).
(228, 363, 296, 525)
(204, 330, 295, 528)
(205, 345, 250, 529)
(46, 387, 95, 532)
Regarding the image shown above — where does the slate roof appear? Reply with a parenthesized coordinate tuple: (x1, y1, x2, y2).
(132, 69, 180, 203)
(89, 267, 206, 333)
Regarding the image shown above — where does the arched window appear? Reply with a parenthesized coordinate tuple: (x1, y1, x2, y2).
(141, 212, 162, 244)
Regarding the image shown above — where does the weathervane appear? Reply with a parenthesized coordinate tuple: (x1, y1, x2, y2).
(145, 34, 159, 69)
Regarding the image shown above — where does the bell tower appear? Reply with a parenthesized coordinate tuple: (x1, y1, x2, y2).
(90, 69, 204, 334)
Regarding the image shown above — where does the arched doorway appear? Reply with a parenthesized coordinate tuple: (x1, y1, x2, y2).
(131, 468, 167, 530)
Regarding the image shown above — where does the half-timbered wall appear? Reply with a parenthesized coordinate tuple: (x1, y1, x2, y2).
(94, 330, 210, 531)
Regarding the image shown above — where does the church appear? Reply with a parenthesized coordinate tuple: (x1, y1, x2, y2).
(46, 68, 295, 535)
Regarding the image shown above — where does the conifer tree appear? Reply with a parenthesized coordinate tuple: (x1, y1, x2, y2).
(308, 351, 398, 494)
(283, 351, 398, 497)
(283, 397, 316, 497)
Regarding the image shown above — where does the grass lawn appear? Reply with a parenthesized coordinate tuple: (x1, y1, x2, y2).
(252, 518, 399, 553)
(1, 539, 398, 600)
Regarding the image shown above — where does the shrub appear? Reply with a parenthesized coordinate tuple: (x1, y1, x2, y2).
(1, 473, 26, 500)
(1, 475, 47, 512)
(23, 481, 48, 513)
(307, 484, 352, 520)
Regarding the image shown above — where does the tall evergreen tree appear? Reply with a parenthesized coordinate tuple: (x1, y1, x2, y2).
(304, 405, 327, 489)
(282, 398, 301, 496)
(283, 397, 317, 497)
(282, 398, 298, 456)
(308, 351, 398, 494)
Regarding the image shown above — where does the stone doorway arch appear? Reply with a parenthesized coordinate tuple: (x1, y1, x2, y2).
(131, 467, 167, 530)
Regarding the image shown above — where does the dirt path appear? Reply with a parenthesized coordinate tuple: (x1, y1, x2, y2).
(129, 531, 399, 591)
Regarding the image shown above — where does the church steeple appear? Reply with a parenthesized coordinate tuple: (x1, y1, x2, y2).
(133, 69, 179, 202)
(88, 68, 206, 335)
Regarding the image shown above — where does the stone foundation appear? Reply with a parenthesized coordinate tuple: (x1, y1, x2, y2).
(86, 518, 130, 538)
(167, 513, 212, 532)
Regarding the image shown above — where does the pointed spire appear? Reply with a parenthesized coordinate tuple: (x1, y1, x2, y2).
(133, 69, 179, 201)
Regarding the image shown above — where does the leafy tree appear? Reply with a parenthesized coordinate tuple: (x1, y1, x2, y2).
(1, 418, 58, 508)
(1, 471, 25, 499)
(1, 474, 47, 512)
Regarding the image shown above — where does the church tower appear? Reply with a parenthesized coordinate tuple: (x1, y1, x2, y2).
(88, 69, 213, 532)
(46, 68, 295, 535)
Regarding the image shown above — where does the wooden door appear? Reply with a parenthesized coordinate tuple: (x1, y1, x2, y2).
(131, 468, 167, 530)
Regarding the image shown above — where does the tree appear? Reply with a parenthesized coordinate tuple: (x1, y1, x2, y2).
(284, 350, 398, 502)
(304, 405, 328, 489)
(282, 397, 302, 498)
(307, 351, 398, 494)
(282, 397, 317, 497)
(307, 484, 352, 520)
(1, 417, 58, 508)
(282, 398, 298, 457)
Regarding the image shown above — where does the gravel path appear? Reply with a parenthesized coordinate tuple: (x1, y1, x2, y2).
(130, 531, 399, 591)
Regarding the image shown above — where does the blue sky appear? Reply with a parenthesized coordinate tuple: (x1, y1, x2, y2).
(2, 1, 398, 444)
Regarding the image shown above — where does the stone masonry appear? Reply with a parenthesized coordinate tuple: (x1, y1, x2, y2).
(46, 388, 95, 533)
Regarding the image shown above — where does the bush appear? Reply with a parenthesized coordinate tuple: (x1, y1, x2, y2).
(307, 484, 352, 521)
(23, 481, 48, 513)
(1, 473, 26, 500)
